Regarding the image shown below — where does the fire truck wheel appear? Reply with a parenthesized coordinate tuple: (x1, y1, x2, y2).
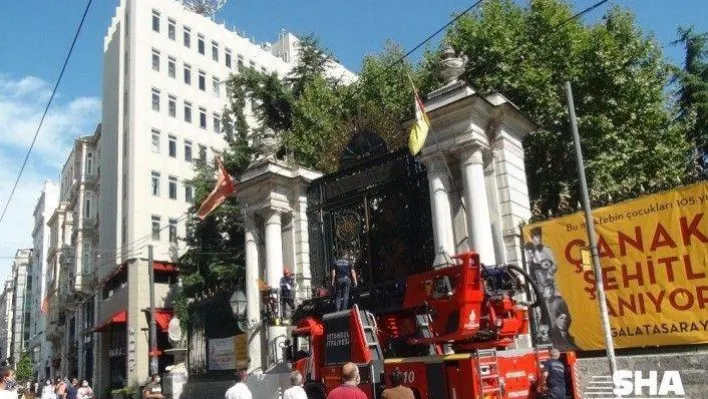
(304, 382, 326, 399)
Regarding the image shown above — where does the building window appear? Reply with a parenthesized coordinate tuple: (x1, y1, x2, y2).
(198, 71, 206, 91)
(185, 186, 194, 203)
(169, 219, 178, 243)
(184, 141, 193, 162)
(84, 199, 91, 219)
(151, 89, 160, 111)
(249, 60, 256, 69)
(261, 66, 267, 74)
(168, 177, 177, 200)
(212, 77, 220, 96)
(198, 34, 205, 55)
(168, 95, 176, 117)
(123, 172, 128, 200)
(184, 102, 192, 123)
(212, 41, 219, 62)
(199, 108, 207, 129)
(183, 64, 191, 85)
(152, 10, 160, 32)
(168, 56, 176, 78)
(225, 48, 232, 68)
(151, 171, 160, 196)
(168, 135, 177, 157)
(167, 18, 176, 40)
(237, 55, 244, 70)
(151, 49, 160, 71)
(151, 130, 160, 153)
(86, 153, 93, 175)
(213, 113, 221, 133)
(151, 216, 161, 240)
(199, 145, 207, 162)
(183, 26, 191, 48)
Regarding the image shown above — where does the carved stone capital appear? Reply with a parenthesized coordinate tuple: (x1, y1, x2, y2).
(458, 146, 484, 167)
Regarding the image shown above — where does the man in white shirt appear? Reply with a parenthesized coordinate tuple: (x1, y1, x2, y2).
(225, 370, 252, 399)
(283, 371, 307, 399)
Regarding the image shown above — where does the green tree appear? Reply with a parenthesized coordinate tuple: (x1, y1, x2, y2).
(444, 0, 691, 216)
(672, 25, 708, 173)
(15, 353, 32, 382)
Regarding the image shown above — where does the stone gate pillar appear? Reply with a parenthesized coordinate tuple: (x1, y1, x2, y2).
(236, 153, 322, 371)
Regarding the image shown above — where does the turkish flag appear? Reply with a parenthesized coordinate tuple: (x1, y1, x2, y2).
(196, 156, 235, 220)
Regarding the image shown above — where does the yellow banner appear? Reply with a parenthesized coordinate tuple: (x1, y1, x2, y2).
(522, 182, 708, 350)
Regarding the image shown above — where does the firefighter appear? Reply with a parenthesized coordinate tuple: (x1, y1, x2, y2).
(330, 255, 358, 312)
(541, 348, 567, 399)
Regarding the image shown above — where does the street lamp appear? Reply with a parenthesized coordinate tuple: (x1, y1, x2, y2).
(230, 289, 260, 333)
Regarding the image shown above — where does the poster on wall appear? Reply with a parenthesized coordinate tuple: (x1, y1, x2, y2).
(208, 337, 236, 370)
(522, 182, 708, 351)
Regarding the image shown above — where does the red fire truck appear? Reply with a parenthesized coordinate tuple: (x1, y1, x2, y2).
(286, 252, 581, 399)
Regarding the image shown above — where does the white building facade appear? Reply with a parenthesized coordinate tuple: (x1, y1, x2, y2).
(10, 249, 32, 366)
(44, 130, 101, 380)
(28, 182, 59, 380)
(0, 279, 14, 363)
(96, 0, 354, 392)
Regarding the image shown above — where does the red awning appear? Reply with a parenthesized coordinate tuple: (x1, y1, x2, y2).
(153, 262, 179, 273)
(155, 309, 173, 332)
(93, 310, 127, 332)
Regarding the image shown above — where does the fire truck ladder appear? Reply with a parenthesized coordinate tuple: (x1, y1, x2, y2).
(476, 348, 503, 398)
(357, 305, 384, 361)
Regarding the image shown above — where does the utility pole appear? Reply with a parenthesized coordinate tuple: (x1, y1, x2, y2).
(565, 81, 618, 377)
(148, 245, 158, 375)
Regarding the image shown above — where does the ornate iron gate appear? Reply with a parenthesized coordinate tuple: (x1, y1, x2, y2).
(307, 133, 434, 310)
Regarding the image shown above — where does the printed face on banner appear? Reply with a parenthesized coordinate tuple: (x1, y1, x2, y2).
(523, 183, 708, 350)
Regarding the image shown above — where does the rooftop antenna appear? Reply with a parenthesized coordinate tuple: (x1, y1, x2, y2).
(181, 0, 227, 16)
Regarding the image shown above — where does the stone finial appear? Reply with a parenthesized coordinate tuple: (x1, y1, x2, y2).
(256, 127, 280, 158)
(436, 45, 469, 86)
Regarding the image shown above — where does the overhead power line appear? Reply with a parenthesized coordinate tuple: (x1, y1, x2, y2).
(0, 0, 94, 227)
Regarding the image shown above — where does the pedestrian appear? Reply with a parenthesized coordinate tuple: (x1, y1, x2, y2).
(40, 380, 54, 399)
(282, 371, 307, 399)
(0, 366, 17, 399)
(76, 381, 93, 399)
(54, 378, 66, 399)
(326, 363, 367, 399)
(541, 348, 567, 399)
(381, 369, 414, 399)
(330, 256, 358, 312)
(142, 374, 164, 399)
(65, 379, 78, 399)
(224, 370, 251, 399)
(280, 268, 296, 321)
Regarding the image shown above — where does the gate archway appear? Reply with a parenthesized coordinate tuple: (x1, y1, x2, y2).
(307, 131, 434, 310)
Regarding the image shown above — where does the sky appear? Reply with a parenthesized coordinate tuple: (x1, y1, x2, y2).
(0, 0, 706, 280)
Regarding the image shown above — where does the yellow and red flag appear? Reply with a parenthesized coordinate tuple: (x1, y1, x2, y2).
(196, 156, 235, 220)
(408, 77, 431, 156)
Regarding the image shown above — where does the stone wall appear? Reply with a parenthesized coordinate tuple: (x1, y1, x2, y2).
(576, 350, 708, 399)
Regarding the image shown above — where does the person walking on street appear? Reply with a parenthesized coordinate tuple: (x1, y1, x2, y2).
(331, 257, 358, 312)
(225, 371, 251, 399)
(0, 367, 17, 399)
(142, 374, 164, 399)
(381, 369, 414, 399)
(66, 379, 79, 399)
(326, 363, 367, 399)
(541, 348, 567, 399)
(77, 381, 93, 399)
(40, 380, 54, 399)
(282, 371, 307, 399)
(54, 378, 67, 399)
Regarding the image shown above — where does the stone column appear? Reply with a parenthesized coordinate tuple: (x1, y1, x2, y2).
(459, 146, 497, 265)
(243, 217, 262, 372)
(263, 209, 287, 365)
(424, 157, 456, 266)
